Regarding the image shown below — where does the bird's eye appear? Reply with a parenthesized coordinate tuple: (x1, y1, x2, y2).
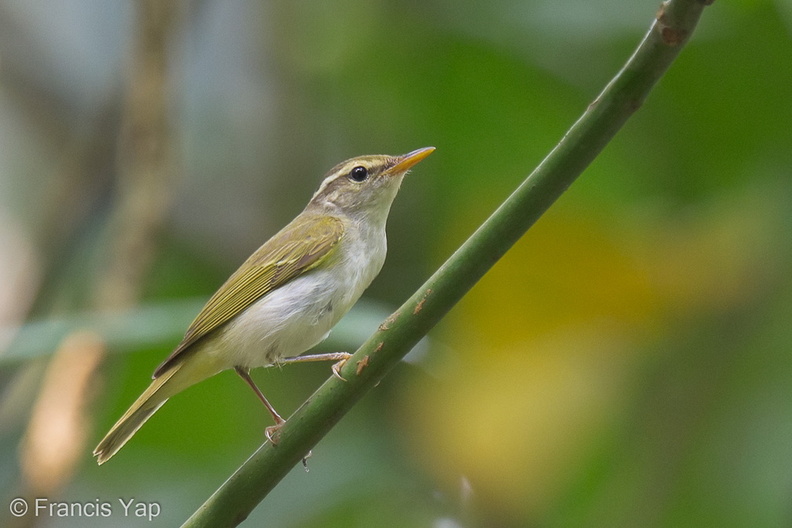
(348, 166, 368, 182)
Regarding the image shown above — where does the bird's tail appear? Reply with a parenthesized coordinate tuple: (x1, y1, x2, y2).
(93, 363, 182, 465)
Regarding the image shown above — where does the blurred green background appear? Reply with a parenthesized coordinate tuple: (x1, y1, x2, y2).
(1, 0, 791, 526)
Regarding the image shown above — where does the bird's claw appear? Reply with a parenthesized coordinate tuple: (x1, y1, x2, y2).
(265, 423, 283, 445)
(331, 354, 351, 381)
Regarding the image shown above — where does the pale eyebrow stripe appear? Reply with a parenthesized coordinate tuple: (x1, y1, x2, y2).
(312, 161, 361, 197)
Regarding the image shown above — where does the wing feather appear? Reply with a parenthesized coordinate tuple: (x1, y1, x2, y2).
(153, 214, 345, 378)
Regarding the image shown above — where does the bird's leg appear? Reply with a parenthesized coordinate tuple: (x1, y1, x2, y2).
(234, 366, 285, 444)
(277, 352, 352, 381)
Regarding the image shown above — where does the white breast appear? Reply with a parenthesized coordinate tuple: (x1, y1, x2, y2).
(204, 222, 387, 370)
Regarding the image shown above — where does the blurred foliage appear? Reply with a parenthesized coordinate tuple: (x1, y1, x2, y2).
(1, 0, 791, 527)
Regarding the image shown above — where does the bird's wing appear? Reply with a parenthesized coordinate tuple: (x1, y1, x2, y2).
(153, 214, 345, 378)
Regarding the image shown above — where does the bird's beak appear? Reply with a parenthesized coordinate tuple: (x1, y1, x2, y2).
(389, 146, 435, 174)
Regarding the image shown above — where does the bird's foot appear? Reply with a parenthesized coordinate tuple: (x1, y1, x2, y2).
(265, 419, 285, 445)
(331, 353, 352, 381)
(277, 351, 352, 381)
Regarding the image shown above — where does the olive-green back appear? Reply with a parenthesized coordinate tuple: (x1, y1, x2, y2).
(153, 215, 345, 378)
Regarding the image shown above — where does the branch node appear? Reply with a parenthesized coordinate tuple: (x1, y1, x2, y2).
(655, 1, 693, 47)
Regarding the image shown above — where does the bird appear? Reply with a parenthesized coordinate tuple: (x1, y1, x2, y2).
(93, 147, 434, 464)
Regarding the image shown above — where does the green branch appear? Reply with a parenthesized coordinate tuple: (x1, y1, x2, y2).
(182, 1, 713, 525)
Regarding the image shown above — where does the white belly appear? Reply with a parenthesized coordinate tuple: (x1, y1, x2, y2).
(203, 232, 386, 370)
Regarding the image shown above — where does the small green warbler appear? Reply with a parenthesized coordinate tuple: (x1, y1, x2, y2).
(94, 147, 435, 464)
